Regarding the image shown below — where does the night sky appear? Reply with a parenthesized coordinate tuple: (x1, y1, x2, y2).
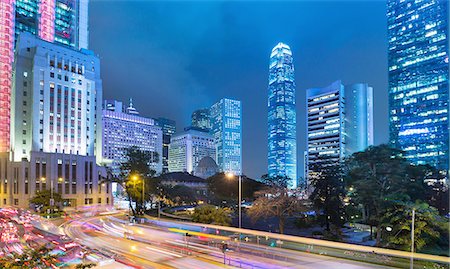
(90, 0, 388, 179)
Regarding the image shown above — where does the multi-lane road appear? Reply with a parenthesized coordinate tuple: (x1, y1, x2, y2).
(63, 213, 401, 269)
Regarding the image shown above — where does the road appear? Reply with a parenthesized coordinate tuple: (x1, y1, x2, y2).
(63, 213, 397, 269)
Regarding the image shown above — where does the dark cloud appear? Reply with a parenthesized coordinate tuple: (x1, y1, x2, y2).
(90, 0, 388, 179)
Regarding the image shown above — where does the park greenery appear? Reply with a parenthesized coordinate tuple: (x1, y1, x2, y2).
(30, 189, 63, 217)
(248, 175, 304, 234)
(119, 146, 160, 215)
(118, 144, 448, 254)
(191, 205, 232, 226)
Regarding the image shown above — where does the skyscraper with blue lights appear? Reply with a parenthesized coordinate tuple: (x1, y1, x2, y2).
(388, 0, 449, 173)
(267, 42, 297, 188)
(306, 81, 373, 182)
(210, 98, 242, 175)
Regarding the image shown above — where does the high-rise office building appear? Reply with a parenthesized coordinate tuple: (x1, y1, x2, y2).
(191, 108, 211, 132)
(168, 129, 215, 174)
(306, 81, 373, 177)
(1, 32, 111, 209)
(388, 0, 449, 173)
(0, 0, 89, 152)
(11, 33, 102, 162)
(156, 117, 176, 173)
(267, 42, 297, 188)
(210, 98, 242, 175)
(102, 100, 162, 176)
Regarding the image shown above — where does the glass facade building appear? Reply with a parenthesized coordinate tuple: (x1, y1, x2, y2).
(156, 117, 176, 174)
(210, 98, 242, 175)
(306, 81, 373, 181)
(191, 108, 211, 132)
(388, 0, 449, 172)
(267, 42, 297, 188)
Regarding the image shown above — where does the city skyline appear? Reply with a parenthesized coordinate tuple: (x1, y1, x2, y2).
(91, 1, 388, 179)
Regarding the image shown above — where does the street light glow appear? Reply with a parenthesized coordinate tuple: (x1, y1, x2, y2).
(226, 172, 234, 179)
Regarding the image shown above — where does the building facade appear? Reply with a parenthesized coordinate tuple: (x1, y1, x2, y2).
(0, 0, 89, 152)
(0, 151, 112, 209)
(388, 0, 449, 173)
(306, 81, 373, 177)
(267, 42, 297, 188)
(11, 33, 102, 162)
(102, 100, 163, 176)
(191, 108, 211, 132)
(168, 129, 215, 174)
(156, 117, 176, 174)
(210, 98, 242, 175)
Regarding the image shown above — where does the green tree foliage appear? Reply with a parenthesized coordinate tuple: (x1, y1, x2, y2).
(207, 172, 263, 202)
(75, 263, 97, 269)
(247, 176, 304, 234)
(0, 246, 58, 268)
(381, 201, 445, 251)
(119, 146, 160, 215)
(191, 205, 232, 226)
(309, 163, 346, 234)
(30, 189, 62, 210)
(345, 144, 442, 246)
(162, 184, 200, 206)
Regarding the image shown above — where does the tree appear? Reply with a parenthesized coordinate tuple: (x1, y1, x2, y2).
(30, 189, 62, 212)
(309, 163, 346, 233)
(119, 146, 160, 215)
(247, 176, 304, 234)
(381, 200, 444, 251)
(191, 205, 232, 226)
(75, 263, 97, 269)
(345, 144, 438, 245)
(207, 172, 263, 203)
(162, 185, 200, 206)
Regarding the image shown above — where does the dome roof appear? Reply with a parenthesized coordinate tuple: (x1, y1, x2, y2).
(196, 156, 218, 169)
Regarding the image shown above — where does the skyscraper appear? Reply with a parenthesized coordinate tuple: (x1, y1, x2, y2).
(306, 81, 374, 179)
(388, 0, 449, 173)
(102, 100, 163, 176)
(0, 0, 89, 152)
(168, 129, 215, 174)
(191, 108, 211, 132)
(210, 98, 242, 175)
(267, 42, 297, 188)
(156, 117, 176, 173)
(11, 33, 101, 162)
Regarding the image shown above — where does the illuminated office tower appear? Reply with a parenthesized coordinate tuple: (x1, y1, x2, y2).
(11, 33, 102, 161)
(267, 42, 297, 188)
(210, 98, 242, 175)
(0, 0, 89, 152)
(168, 129, 215, 174)
(102, 100, 162, 175)
(191, 108, 211, 132)
(388, 0, 449, 172)
(156, 117, 176, 173)
(306, 81, 373, 176)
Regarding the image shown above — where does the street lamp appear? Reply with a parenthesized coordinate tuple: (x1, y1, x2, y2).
(226, 172, 242, 229)
(132, 174, 144, 214)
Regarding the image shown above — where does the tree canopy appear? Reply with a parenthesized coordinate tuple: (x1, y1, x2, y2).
(191, 205, 232, 226)
(247, 175, 304, 234)
(207, 172, 264, 202)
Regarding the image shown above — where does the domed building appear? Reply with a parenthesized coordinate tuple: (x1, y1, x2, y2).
(194, 156, 219, 179)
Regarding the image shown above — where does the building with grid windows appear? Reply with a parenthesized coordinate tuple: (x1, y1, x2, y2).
(191, 108, 211, 132)
(0, 0, 89, 153)
(388, 0, 449, 174)
(156, 117, 176, 174)
(306, 81, 373, 180)
(267, 42, 297, 188)
(168, 129, 215, 174)
(210, 98, 242, 175)
(102, 99, 163, 176)
(1, 33, 111, 209)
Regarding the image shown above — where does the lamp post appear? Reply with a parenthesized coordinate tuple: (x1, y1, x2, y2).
(132, 175, 144, 214)
(226, 172, 242, 229)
